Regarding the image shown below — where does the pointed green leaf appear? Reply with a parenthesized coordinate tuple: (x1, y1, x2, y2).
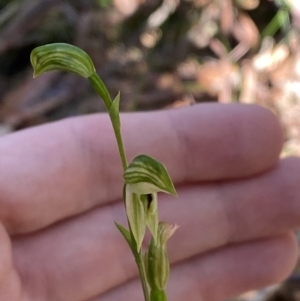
(30, 43, 96, 78)
(125, 188, 146, 252)
(124, 155, 177, 196)
(115, 222, 135, 251)
(109, 92, 121, 129)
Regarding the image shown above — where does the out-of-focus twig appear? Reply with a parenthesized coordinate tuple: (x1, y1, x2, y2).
(0, 0, 62, 53)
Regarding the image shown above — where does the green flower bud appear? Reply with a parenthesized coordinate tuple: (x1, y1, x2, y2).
(145, 222, 178, 291)
(145, 241, 169, 291)
(30, 43, 96, 78)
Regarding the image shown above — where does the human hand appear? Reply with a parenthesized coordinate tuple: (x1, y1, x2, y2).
(0, 103, 297, 301)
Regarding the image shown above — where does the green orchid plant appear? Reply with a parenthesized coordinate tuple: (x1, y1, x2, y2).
(30, 43, 178, 301)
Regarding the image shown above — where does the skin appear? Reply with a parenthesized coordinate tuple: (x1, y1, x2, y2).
(0, 103, 298, 301)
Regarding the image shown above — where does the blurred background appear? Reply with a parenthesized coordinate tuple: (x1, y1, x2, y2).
(0, 0, 300, 300)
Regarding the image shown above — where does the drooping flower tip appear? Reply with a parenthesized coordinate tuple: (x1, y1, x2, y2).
(124, 154, 177, 196)
(30, 43, 96, 78)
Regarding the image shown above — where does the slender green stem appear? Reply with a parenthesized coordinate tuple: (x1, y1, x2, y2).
(89, 72, 128, 171)
(88, 73, 112, 111)
(113, 125, 128, 171)
(135, 252, 151, 301)
(88, 71, 149, 301)
(31, 43, 160, 301)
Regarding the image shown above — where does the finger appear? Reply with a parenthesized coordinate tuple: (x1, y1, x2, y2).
(160, 157, 300, 263)
(88, 233, 298, 301)
(12, 207, 137, 301)
(0, 222, 23, 300)
(124, 103, 283, 182)
(12, 161, 299, 301)
(0, 104, 282, 233)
